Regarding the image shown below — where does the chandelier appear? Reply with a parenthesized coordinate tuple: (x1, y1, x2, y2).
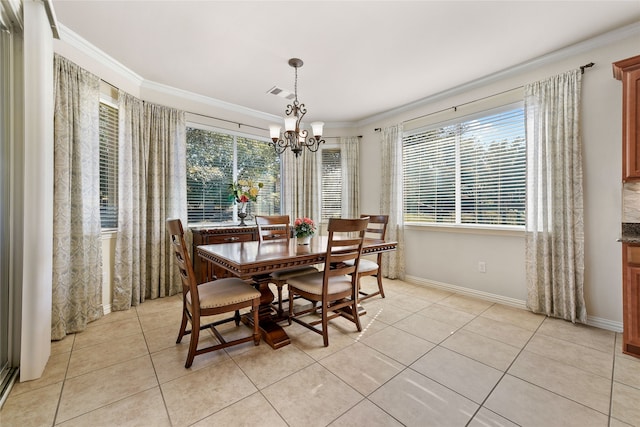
(269, 58, 324, 157)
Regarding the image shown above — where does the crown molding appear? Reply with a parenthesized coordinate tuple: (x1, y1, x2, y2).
(356, 21, 640, 127)
(141, 79, 282, 123)
(57, 20, 639, 130)
(0, 0, 22, 31)
(58, 23, 144, 86)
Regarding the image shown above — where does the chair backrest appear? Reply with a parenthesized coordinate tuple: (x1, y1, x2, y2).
(255, 215, 292, 243)
(360, 214, 388, 240)
(322, 217, 370, 290)
(166, 219, 198, 298)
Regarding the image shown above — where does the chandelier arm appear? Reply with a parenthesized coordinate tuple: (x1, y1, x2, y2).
(269, 138, 289, 155)
(305, 137, 325, 152)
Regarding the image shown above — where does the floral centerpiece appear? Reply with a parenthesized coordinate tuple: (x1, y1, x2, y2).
(228, 180, 263, 225)
(294, 217, 316, 244)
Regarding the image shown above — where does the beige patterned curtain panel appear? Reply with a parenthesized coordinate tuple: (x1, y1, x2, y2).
(380, 125, 406, 280)
(52, 55, 104, 340)
(112, 92, 187, 311)
(525, 69, 586, 323)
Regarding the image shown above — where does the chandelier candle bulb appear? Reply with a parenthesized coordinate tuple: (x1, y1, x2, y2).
(284, 117, 296, 132)
(311, 121, 324, 138)
(269, 125, 281, 140)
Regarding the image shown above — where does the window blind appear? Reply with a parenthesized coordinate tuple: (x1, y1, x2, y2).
(186, 129, 234, 223)
(99, 102, 118, 229)
(321, 148, 342, 223)
(403, 104, 525, 227)
(186, 127, 281, 223)
(237, 136, 281, 216)
(459, 108, 525, 225)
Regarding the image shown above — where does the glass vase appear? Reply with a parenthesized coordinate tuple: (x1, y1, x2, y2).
(238, 202, 248, 226)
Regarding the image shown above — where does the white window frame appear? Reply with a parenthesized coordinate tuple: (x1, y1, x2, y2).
(403, 101, 526, 232)
(98, 96, 119, 231)
(186, 122, 282, 226)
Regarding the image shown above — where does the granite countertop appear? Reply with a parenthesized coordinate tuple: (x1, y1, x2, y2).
(620, 223, 640, 244)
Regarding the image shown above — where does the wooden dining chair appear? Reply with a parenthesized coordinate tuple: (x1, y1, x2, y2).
(255, 215, 318, 317)
(167, 218, 261, 368)
(287, 217, 369, 346)
(346, 214, 389, 301)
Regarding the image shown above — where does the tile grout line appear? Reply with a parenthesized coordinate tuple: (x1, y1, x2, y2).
(356, 298, 496, 426)
(462, 313, 548, 427)
(135, 304, 175, 427)
(50, 334, 75, 427)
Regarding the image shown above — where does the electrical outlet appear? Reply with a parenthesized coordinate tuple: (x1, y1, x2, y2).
(478, 261, 486, 273)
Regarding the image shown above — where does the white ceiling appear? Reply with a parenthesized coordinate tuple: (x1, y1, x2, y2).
(51, 1, 640, 124)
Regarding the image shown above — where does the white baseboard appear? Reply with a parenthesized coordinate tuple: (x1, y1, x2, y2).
(405, 275, 528, 310)
(102, 304, 112, 315)
(404, 275, 623, 333)
(586, 316, 623, 333)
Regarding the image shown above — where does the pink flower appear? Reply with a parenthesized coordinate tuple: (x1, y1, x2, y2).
(239, 194, 249, 203)
(293, 217, 316, 238)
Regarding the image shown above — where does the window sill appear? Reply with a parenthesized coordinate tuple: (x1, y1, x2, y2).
(101, 229, 118, 239)
(404, 222, 524, 237)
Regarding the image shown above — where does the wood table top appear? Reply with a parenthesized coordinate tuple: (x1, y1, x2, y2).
(197, 236, 397, 279)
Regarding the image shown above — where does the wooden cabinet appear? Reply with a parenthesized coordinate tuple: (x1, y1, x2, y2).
(613, 55, 640, 181)
(622, 244, 640, 358)
(191, 226, 258, 283)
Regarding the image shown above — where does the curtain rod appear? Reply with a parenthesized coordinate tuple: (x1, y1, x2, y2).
(374, 61, 595, 131)
(187, 110, 267, 132)
(187, 110, 362, 138)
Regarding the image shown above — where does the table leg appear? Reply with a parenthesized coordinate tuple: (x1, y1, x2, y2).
(241, 274, 291, 349)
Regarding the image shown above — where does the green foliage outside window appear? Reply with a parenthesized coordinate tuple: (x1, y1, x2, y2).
(186, 128, 280, 223)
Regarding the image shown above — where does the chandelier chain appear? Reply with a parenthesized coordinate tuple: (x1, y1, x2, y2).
(294, 66, 298, 103)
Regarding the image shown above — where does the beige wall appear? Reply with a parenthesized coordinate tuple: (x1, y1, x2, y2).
(358, 33, 639, 329)
(54, 24, 639, 329)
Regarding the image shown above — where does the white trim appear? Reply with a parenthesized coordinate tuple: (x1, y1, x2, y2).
(404, 223, 525, 237)
(405, 275, 623, 332)
(57, 23, 144, 87)
(143, 79, 281, 123)
(586, 316, 623, 333)
(102, 303, 112, 316)
(405, 275, 527, 310)
(56, 20, 640, 129)
(0, 0, 22, 31)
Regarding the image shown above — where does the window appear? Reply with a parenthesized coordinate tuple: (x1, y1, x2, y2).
(321, 148, 342, 223)
(186, 127, 280, 223)
(403, 103, 525, 227)
(99, 101, 119, 229)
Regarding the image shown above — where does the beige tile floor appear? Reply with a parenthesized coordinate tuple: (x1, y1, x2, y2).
(1, 277, 639, 427)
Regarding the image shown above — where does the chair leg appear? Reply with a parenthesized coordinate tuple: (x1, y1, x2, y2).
(276, 283, 284, 317)
(351, 300, 362, 332)
(376, 271, 385, 298)
(252, 300, 261, 346)
(185, 315, 200, 368)
(287, 287, 294, 325)
(322, 300, 329, 347)
(176, 307, 188, 344)
(234, 310, 241, 326)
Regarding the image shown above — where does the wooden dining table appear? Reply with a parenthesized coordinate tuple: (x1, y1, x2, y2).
(197, 236, 397, 349)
